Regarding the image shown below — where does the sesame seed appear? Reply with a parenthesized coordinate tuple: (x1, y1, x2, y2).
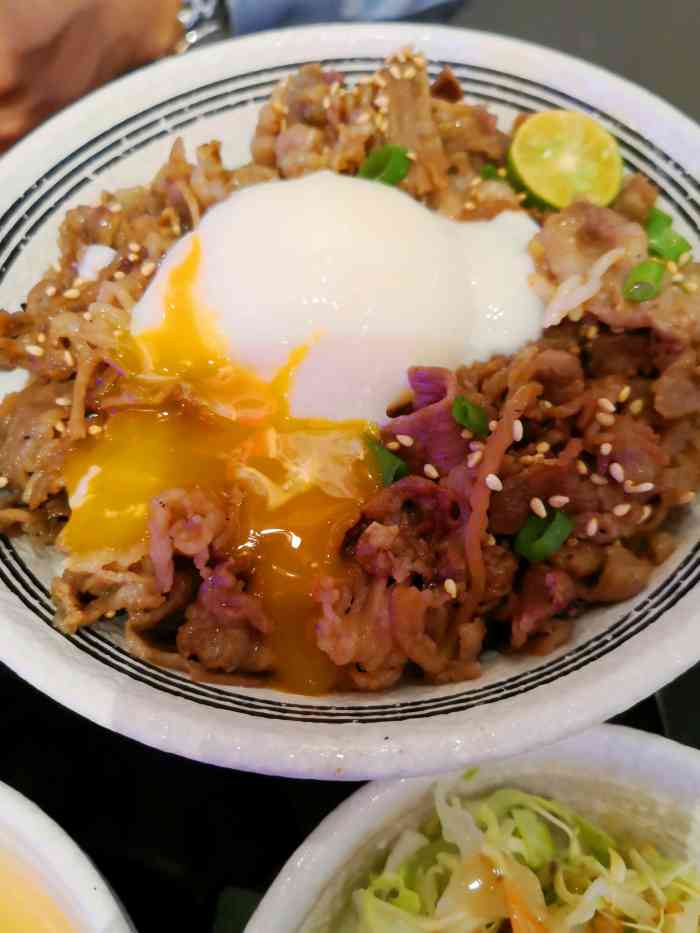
(489, 420, 498, 432)
(108, 202, 123, 214)
(497, 167, 507, 177)
(613, 503, 632, 517)
(609, 462, 625, 483)
(64, 350, 74, 366)
(679, 251, 692, 266)
(45, 285, 57, 297)
(62, 288, 80, 299)
(460, 428, 473, 440)
(576, 459, 589, 475)
(684, 281, 699, 293)
(667, 260, 679, 274)
(624, 480, 655, 494)
(25, 344, 44, 357)
(467, 450, 483, 468)
(591, 473, 608, 486)
(140, 260, 156, 277)
(128, 253, 138, 263)
(618, 385, 631, 403)
(55, 397, 70, 407)
(629, 399, 644, 415)
(470, 176, 483, 188)
(424, 463, 439, 479)
(113, 329, 122, 337)
(485, 473, 502, 492)
(568, 306, 583, 322)
(596, 412, 616, 427)
(600, 442, 612, 456)
(54, 421, 65, 435)
(406, 150, 416, 161)
(464, 200, 476, 211)
(374, 93, 389, 110)
(128, 241, 141, 253)
(541, 400, 553, 410)
(549, 495, 570, 508)
(413, 55, 426, 68)
(444, 578, 457, 598)
(597, 397, 616, 413)
(105, 610, 116, 619)
(386, 441, 400, 451)
(638, 505, 653, 524)
(672, 273, 686, 284)
(535, 441, 550, 454)
(512, 419, 524, 443)
(404, 66, 416, 79)
(37, 333, 45, 343)
(83, 311, 92, 321)
(87, 424, 102, 436)
(0, 476, 7, 488)
(373, 73, 387, 88)
(530, 497, 547, 519)
(516, 192, 528, 203)
(113, 270, 125, 280)
(52, 262, 61, 273)
(469, 441, 484, 451)
(586, 517, 599, 537)
(679, 491, 695, 505)
(322, 95, 331, 109)
(389, 65, 402, 80)
(584, 325, 599, 340)
(396, 434, 414, 447)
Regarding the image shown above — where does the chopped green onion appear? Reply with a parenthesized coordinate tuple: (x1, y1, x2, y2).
(358, 144, 411, 185)
(452, 396, 489, 437)
(515, 510, 573, 562)
(480, 163, 499, 180)
(648, 226, 692, 262)
(366, 436, 409, 486)
(645, 206, 692, 261)
(645, 206, 673, 235)
(623, 259, 665, 303)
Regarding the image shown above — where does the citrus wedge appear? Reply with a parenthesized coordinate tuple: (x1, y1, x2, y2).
(508, 110, 622, 209)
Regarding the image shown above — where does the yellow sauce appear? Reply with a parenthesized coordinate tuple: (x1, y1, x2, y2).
(61, 237, 380, 694)
(0, 849, 77, 932)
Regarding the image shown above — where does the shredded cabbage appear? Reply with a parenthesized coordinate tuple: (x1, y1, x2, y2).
(335, 785, 700, 933)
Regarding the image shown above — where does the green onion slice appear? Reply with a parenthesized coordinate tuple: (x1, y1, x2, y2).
(367, 436, 409, 486)
(452, 396, 489, 437)
(358, 145, 411, 185)
(648, 227, 692, 262)
(480, 163, 499, 180)
(645, 207, 692, 261)
(622, 259, 665, 303)
(645, 206, 673, 235)
(514, 510, 573, 562)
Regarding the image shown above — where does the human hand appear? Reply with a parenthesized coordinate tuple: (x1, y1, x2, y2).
(0, 0, 181, 151)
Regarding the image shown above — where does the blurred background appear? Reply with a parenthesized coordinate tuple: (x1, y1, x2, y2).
(0, 0, 698, 930)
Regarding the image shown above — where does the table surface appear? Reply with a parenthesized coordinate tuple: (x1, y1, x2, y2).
(2, 3, 700, 930)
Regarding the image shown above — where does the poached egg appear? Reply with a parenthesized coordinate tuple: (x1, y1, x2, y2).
(61, 171, 543, 693)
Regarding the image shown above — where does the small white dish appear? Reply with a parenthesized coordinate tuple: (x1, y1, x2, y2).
(0, 779, 134, 931)
(247, 724, 700, 932)
(0, 24, 699, 778)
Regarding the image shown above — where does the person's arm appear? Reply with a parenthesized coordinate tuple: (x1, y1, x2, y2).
(228, 0, 450, 34)
(0, 0, 180, 151)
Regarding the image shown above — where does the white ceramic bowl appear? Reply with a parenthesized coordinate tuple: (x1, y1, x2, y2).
(0, 24, 700, 778)
(247, 724, 700, 932)
(0, 780, 134, 931)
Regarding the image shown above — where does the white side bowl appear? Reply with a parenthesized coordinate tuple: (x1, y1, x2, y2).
(0, 780, 134, 932)
(247, 724, 700, 932)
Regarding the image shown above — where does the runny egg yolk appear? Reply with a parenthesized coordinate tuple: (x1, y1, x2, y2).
(61, 237, 379, 694)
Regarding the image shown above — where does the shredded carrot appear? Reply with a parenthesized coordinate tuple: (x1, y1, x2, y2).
(504, 878, 548, 933)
